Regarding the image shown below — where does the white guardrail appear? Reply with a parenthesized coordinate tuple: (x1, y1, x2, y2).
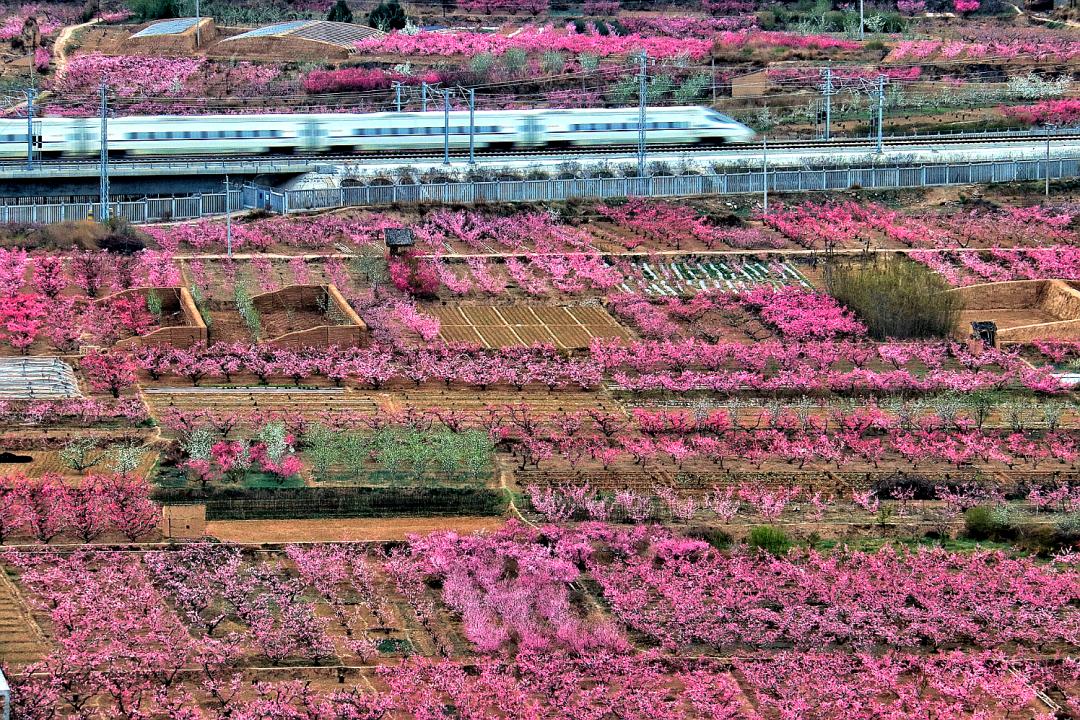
(0, 190, 242, 225)
(1, 667, 10, 720)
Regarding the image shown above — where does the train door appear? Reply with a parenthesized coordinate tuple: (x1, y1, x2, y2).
(299, 118, 328, 151)
(66, 119, 92, 156)
(519, 115, 545, 147)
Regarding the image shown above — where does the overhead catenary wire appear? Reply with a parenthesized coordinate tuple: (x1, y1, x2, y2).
(23, 55, 1067, 114)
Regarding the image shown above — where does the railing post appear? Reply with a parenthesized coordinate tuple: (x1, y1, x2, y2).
(1, 666, 10, 720)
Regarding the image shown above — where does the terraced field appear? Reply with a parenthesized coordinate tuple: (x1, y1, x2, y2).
(429, 303, 634, 348)
(620, 258, 812, 296)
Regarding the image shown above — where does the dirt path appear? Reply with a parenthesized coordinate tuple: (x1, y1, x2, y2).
(0, 567, 47, 668)
(1008, 2, 1080, 29)
(4, 18, 100, 114)
(206, 516, 506, 543)
(51, 18, 100, 83)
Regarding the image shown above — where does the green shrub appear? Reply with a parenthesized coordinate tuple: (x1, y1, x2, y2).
(689, 526, 732, 550)
(146, 290, 163, 318)
(825, 256, 963, 340)
(964, 505, 1016, 541)
(748, 525, 791, 556)
(875, 11, 905, 32)
(368, 0, 406, 30)
(327, 0, 353, 22)
(234, 285, 261, 340)
(126, 0, 178, 21)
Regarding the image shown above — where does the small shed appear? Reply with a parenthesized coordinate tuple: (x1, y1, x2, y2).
(384, 227, 415, 255)
(127, 17, 217, 52)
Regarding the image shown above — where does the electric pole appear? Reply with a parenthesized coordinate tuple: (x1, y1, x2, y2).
(25, 87, 35, 170)
(821, 61, 833, 141)
(422, 81, 428, 112)
(195, 0, 201, 48)
(1046, 135, 1051, 198)
(875, 74, 884, 154)
(99, 80, 109, 223)
(224, 174, 232, 257)
(393, 81, 402, 112)
(637, 50, 647, 177)
(762, 136, 768, 212)
(711, 56, 716, 105)
(468, 88, 476, 165)
(442, 88, 451, 166)
(859, 0, 865, 40)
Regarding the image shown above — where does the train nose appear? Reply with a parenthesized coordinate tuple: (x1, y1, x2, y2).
(735, 127, 757, 143)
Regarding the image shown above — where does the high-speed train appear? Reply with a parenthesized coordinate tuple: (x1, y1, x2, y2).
(0, 106, 755, 157)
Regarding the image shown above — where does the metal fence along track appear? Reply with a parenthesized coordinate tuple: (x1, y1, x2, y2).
(0, 191, 242, 225)
(1, 157, 1077, 224)
(261, 157, 1080, 215)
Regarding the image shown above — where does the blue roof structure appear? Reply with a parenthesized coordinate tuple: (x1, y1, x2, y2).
(227, 20, 309, 39)
(130, 17, 201, 37)
(222, 20, 383, 49)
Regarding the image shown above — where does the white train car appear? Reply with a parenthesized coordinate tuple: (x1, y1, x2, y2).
(0, 106, 755, 158)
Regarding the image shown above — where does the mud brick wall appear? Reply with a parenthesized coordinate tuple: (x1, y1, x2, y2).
(103, 287, 208, 349)
(206, 36, 350, 62)
(253, 284, 367, 349)
(951, 280, 1047, 310)
(1043, 280, 1080, 320)
(952, 280, 1080, 343)
(160, 504, 206, 539)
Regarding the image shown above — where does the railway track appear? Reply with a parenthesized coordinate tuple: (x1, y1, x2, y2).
(1, 130, 1077, 169)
